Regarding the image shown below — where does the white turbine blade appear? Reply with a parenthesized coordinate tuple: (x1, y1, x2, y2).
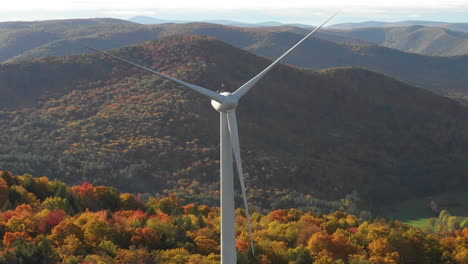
(226, 111, 255, 255)
(80, 44, 226, 103)
(232, 13, 337, 99)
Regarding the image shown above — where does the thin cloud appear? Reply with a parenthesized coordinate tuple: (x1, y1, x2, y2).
(4, 0, 468, 10)
(1, 1, 468, 23)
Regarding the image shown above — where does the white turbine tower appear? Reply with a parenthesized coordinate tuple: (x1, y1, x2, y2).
(82, 14, 335, 263)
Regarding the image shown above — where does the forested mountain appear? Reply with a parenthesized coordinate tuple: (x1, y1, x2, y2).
(1, 36, 468, 211)
(0, 18, 138, 63)
(0, 18, 132, 29)
(0, 171, 466, 263)
(2, 19, 468, 102)
(328, 20, 468, 32)
(245, 31, 468, 101)
(0, 19, 361, 63)
(332, 25, 468, 56)
(128, 16, 286, 27)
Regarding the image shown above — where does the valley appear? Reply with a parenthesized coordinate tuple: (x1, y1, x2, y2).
(2, 19, 468, 102)
(1, 35, 468, 212)
(0, 15, 467, 263)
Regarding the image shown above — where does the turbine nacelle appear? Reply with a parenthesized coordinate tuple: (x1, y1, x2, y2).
(211, 92, 238, 112)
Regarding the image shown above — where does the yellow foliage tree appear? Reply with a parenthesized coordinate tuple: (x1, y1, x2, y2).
(194, 235, 219, 255)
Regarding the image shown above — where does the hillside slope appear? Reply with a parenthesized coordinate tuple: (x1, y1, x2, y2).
(2, 19, 468, 101)
(328, 20, 468, 32)
(245, 31, 468, 100)
(333, 25, 468, 56)
(1, 36, 468, 207)
(0, 20, 361, 63)
(0, 18, 137, 62)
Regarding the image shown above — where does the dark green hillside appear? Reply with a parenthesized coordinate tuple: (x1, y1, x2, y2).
(1, 36, 468, 209)
(328, 20, 468, 32)
(0, 18, 133, 29)
(2, 19, 468, 101)
(246, 31, 468, 100)
(0, 18, 140, 62)
(5, 27, 165, 63)
(0, 52, 133, 107)
(448, 23, 468, 33)
(0, 30, 61, 62)
(3, 22, 360, 63)
(333, 25, 468, 56)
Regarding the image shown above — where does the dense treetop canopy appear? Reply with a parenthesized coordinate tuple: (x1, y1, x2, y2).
(0, 170, 466, 264)
(1, 35, 468, 212)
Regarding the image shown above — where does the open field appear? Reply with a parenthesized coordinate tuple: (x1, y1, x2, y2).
(380, 191, 468, 228)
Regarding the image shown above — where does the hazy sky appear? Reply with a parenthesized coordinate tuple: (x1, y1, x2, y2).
(1, 0, 468, 24)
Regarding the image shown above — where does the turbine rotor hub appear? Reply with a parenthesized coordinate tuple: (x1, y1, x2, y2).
(211, 92, 238, 112)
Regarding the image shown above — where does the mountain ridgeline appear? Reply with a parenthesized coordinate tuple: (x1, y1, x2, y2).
(1, 19, 468, 102)
(328, 20, 468, 32)
(245, 31, 468, 100)
(1, 36, 468, 209)
(0, 19, 361, 63)
(0, 18, 136, 63)
(332, 25, 468, 56)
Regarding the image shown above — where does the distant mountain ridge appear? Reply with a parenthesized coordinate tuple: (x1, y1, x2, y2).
(0, 18, 134, 31)
(1, 18, 468, 101)
(0, 18, 363, 64)
(243, 31, 468, 101)
(128, 16, 297, 27)
(1, 35, 468, 207)
(329, 20, 468, 32)
(331, 25, 468, 56)
(0, 18, 140, 62)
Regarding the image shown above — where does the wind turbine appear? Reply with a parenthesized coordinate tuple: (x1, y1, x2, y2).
(81, 14, 335, 263)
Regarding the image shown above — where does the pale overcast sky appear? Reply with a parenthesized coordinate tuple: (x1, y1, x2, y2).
(1, 0, 468, 24)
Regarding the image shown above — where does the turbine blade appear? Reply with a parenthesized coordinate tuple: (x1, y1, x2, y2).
(232, 13, 337, 99)
(80, 44, 226, 103)
(226, 111, 255, 255)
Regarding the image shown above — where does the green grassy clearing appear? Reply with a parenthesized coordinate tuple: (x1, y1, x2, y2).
(379, 191, 468, 228)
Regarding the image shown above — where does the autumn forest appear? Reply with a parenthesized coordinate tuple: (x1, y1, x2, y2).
(0, 171, 466, 263)
(0, 17, 467, 263)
